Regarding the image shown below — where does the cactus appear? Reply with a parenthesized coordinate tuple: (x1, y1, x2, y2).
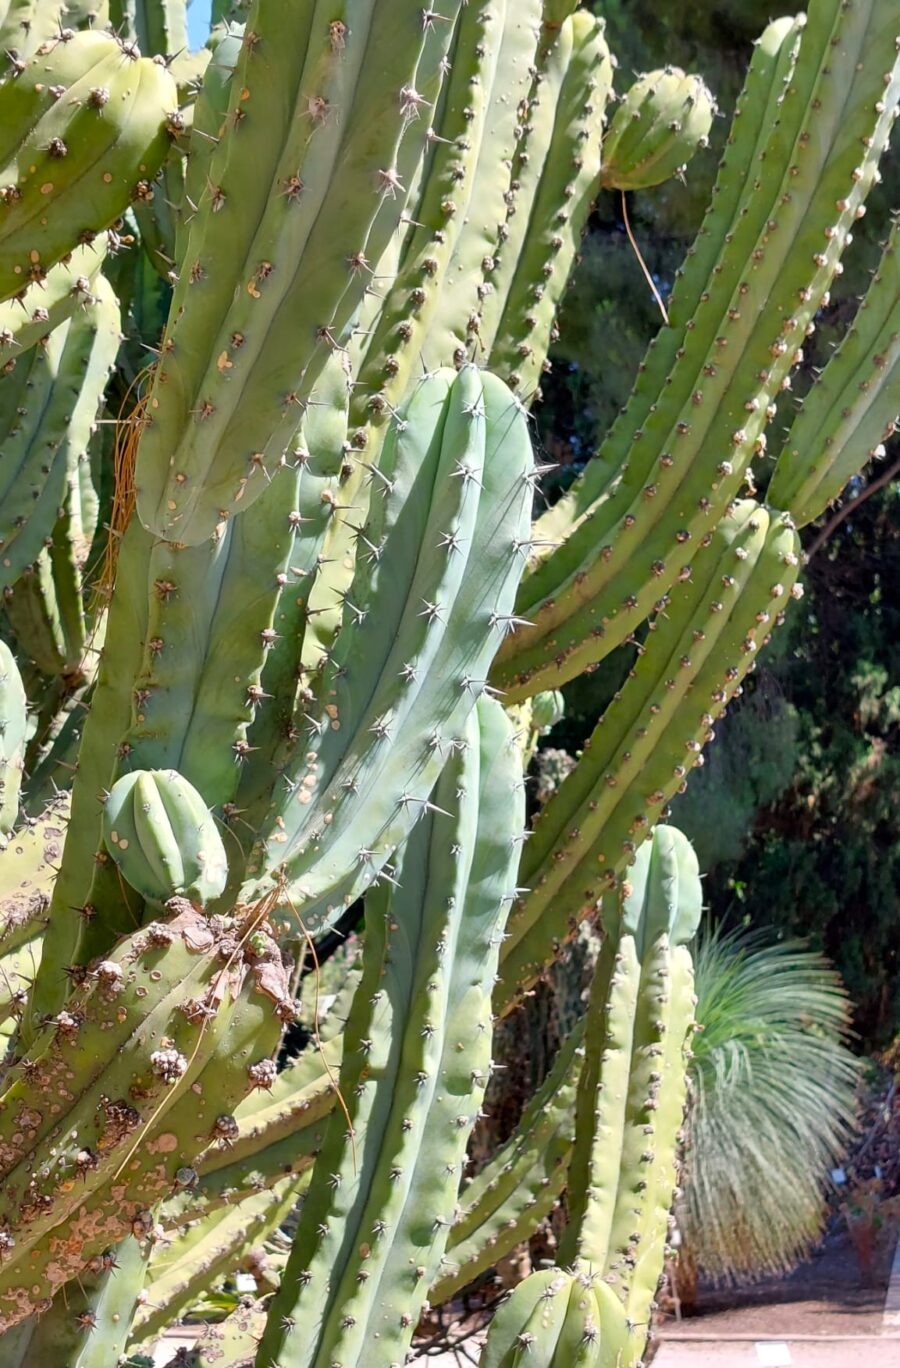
(0, 33, 177, 302)
(480, 825, 701, 1366)
(101, 768, 229, 905)
(600, 67, 715, 192)
(0, 0, 895, 1359)
(768, 214, 900, 525)
(493, 2, 900, 699)
(255, 695, 523, 1368)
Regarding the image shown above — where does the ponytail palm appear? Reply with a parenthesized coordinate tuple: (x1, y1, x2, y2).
(678, 928, 859, 1287)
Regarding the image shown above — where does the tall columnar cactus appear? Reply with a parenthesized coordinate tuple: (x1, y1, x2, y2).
(480, 825, 702, 1367)
(0, 0, 895, 1361)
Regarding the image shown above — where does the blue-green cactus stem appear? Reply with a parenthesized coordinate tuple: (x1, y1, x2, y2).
(0, 905, 291, 1329)
(0, 32, 178, 303)
(320, 0, 512, 648)
(0, 640, 26, 839)
(495, 502, 801, 1010)
(769, 214, 900, 526)
(599, 67, 715, 192)
(481, 12, 614, 400)
(430, 1019, 583, 1304)
(255, 695, 523, 1368)
(492, 1, 900, 700)
(135, 0, 462, 546)
(0, 241, 108, 364)
(0, 273, 120, 595)
(243, 366, 532, 935)
(240, 346, 351, 789)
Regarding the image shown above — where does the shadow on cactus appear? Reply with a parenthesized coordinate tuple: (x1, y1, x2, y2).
(0, 0, 895, 1364)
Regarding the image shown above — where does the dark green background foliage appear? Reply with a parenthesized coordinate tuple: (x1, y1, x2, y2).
(534, 0, 900, 1044)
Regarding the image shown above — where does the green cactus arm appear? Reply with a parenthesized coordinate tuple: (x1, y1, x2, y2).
(483, 11, 615, 401)
(0, 0, 108, 62)
(239, 347, 351, 787)
(494, 502, 800, 1011)
(0, 33, 178, 304)
(344, 1, 514, 450)
(318, 0, 522, 647)
(561, 829, 699, 1267)
(0, 272, 120, 595)
(3, 288, 113, 683)
(3, 556, 71, 683)
(0, 241, 108, 364)
(492, 0, 900, 700)
(0, 797, 68, 1034)
(20, 682, 90, 818)
(23, 521, 152, 1036)
(768, 215, 900, 526)
(556, 827, 699, 1360)
(131, 1174, 305, 1349)
(599, 67, 715, 192)
(429, 1019, 583, 1304)
(0, 639, 26, 838)
(254, 695, 523, 1368)
(7, 1234, 150, 1368)
(134, 0, 462, 546)
(0, 907, 290, 1330)
(527, 13, 803, 553)
(241, 366, 532, 934)
(419, 0, 544, 377)
(109, 0, 188, 61)
(480, 828, 700, 1368)
(175, 22, 242, 268)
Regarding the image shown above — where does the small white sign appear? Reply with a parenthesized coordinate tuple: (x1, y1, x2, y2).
(235, 1273, 257, 1293)
(756, 1345, 792, 1367)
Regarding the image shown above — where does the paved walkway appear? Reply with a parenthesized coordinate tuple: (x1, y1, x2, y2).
(656, 1338, 900, 1367)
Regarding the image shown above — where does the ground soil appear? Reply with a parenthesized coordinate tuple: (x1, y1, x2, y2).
(659, 1225, 896, 1341)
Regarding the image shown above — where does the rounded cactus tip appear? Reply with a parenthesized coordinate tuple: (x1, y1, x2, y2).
(531, 688, 566, 734)
(101, 768, 228, 907)
(601, 68, 716, 192)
